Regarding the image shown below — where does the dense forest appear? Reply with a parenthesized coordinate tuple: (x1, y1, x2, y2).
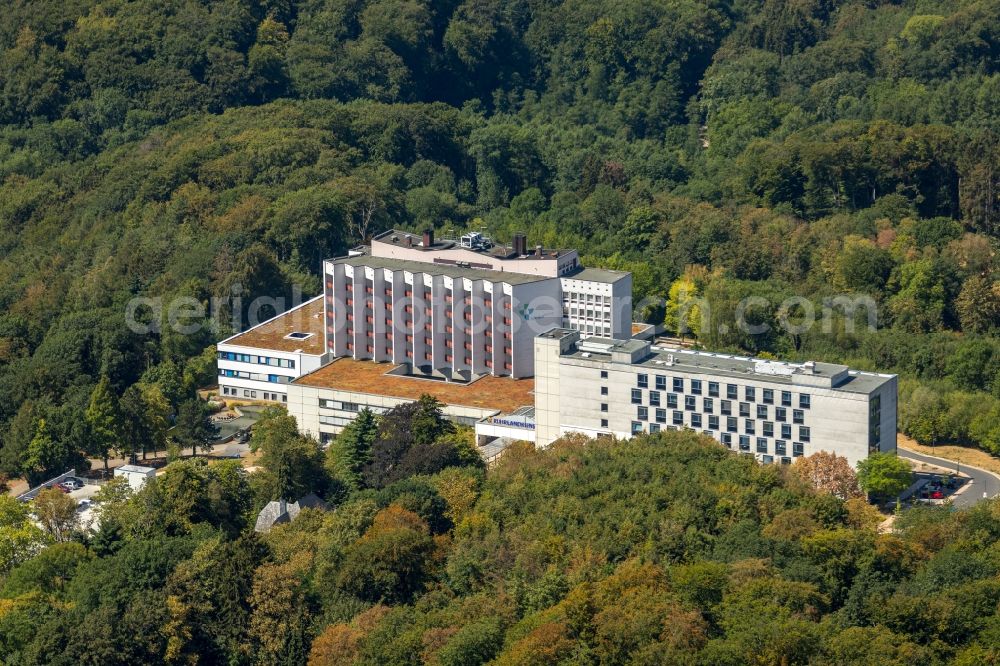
(3, 407, 1000, 665)
(0, 1, 999, 663)
(0, 0, 999, 474)
(0, 0, 998, 484)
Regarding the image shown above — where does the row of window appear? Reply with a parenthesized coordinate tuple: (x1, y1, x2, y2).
(340, 342, 513, 368)
(869, 394, 883, 450)
(631, 406, 811, 440)
(318, 398, 389, 414)
(627, 420, 805, 457)
(629, 421, 805, 456)
(627, 390, 806, 423)
(563, 292, 610, 305)
(726, 435, 804, 457)
(634, 374, 811, 408)
(565, 319, 612, 336)
(339, 316, 515, 336)
(218, 369, 291, 384)
(220, 386, 287, 402)
(218, 352, 296, 369)
(566, 306, 611, 317)
(317, 404, 479, 430)
(320, 414, 359, 427)
(336, 286, 515, 315)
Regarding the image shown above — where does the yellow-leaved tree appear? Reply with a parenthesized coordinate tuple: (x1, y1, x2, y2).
(663, 267, 708, 340)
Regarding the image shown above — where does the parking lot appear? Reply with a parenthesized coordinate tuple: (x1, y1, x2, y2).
(65, 480, 103, 529)
(901, 471, 968, 506)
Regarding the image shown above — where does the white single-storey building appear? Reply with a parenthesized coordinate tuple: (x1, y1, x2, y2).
(114, 464, 156, 491)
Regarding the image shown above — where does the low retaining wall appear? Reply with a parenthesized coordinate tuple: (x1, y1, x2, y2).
(16, 469, 77, 502)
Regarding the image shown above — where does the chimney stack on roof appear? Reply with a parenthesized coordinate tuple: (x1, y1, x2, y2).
(513, 232, 527, 256)
(535, 245, 543, 257)
(422, 229, 434, 248)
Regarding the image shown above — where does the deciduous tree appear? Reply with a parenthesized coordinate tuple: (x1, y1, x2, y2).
(857, 453, 913, 500)
(362, 395, 457, 488)
(0, 495, 50, 574)
(33, 487, 78, 542)
(249, 552, 315, 666)
(955, 275, 1000, 335)
(23, 418, 83, 486)
(251, 407, 330, 501)
(336, 505, 435, 603)
(792, 451, 863, 500)
(172, 399, 219, 458)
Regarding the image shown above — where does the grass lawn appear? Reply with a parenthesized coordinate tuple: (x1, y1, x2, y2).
(898, 433, 1000, 477)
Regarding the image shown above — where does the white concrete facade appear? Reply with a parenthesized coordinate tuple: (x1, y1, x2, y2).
(534, 330, 897, 468)
(216, 346, 325, 402)
(474, 419, 537, 444)
(217, 296, 327, 402)
(114, 465, 156, 491)
(323, 259, 563, 379)
(321, 233, 631, 379)
(286, 381, 504, 444)
(560, 271, 632, 339)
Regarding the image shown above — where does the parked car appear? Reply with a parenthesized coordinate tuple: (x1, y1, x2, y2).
(52, 483, 70, 493)
(62, 477, 84, 490)
(76, 499, 92, 511)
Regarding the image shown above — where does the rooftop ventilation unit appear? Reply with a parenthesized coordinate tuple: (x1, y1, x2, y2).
(460, 232, 492, 250)
(753, 360, 795, 376)
(578, 340, 615, 354)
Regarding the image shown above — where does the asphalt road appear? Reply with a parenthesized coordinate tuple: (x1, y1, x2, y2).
(898, 447, 1000, 508)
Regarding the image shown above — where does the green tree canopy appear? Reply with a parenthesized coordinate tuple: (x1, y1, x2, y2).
(857, 452, 913, 500)
(172, 400, 219, 459)
(84, 375, 121, 474)
(251, 407, 331, 501)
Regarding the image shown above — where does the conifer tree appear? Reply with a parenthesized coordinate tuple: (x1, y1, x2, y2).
(24, 419, 63, 485)
(173, 399, 219, 458)
(85, 375, 120, 475)
(327, 408, 379, 490)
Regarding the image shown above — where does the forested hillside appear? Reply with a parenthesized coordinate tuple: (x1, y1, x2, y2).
(1, 3, 1000, 663)
(5, 426, 1000, 665)
(0, 2, 998, 478)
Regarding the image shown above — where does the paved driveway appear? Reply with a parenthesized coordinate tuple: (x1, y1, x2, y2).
(67, 482, 103, 530)
(899, 448, 1000, 508)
